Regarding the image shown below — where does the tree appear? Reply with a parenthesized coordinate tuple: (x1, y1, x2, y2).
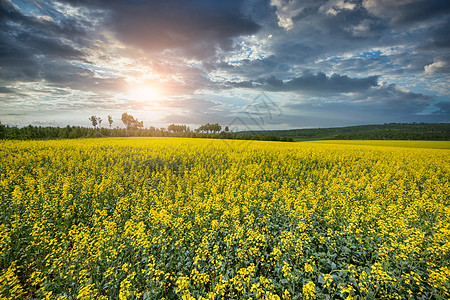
(212, 123, 221, 133)
(121, 113, 144, 135)
(196, 123, 210, 133)
(108, 115, 113, 129)
(196, 123, 222, 134)
(168, 124, 187, 133)
(89, 116, 98, 129)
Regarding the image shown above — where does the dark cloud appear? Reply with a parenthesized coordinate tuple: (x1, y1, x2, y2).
(39, 61, 126, 92)
(363, 0, 450, 26)
(434, 101, 450, 116)
(59, 0, 260, 58)
(216, 56, 295, 83)
(291, 83, 432, 116)
(280, 84, 442, 127)
(265, 72, 379, 93)
(272, 41, 318, 65)
(0, 86, 19, 94)
(249, 0, 449, 81)
(356, 84, 434, 113)
(422, 18, 450, 50)
(15, 31, 84, 59)
(0, 0, 448, 128)
(0, 36, 41, 81)
(229, 72, 379, 94)
(0, 1, 91, 83)
(0, 1, 93, 48)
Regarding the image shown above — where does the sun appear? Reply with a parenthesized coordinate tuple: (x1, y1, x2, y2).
(125, 84, 161, 101)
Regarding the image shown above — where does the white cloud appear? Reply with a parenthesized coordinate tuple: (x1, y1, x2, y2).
(320, 0, 356, 16)
(270, 0, 309, 30)
(36, 15, 55, 22)
(424, 60, 449, 74)
(52, 1, 107, 27)
(223, 34, 273, 64)
(363, 0, 419, 17)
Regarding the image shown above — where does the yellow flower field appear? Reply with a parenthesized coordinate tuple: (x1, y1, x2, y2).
(0, 138, 449, 299)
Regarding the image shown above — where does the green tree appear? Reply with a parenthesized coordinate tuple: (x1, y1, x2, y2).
(168, 124, 187, 133)
(196, 123, 222, 134)
(89, 116, 98, 129)
(121, 113, 144, 135)
(108, 115, 113, 129)
(211, 123, 222, 133)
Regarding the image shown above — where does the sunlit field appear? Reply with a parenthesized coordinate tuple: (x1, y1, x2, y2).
(1, 138, 449, 299)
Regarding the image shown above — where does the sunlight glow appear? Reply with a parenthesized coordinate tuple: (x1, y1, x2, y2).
(125, 84, 161, 101)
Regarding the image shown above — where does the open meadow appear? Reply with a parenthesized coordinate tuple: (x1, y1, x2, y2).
(0, 138, 449, 299)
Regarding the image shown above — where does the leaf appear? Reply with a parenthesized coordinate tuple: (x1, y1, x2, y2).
(318, 274, 325, 284)
(143, 291, 152, 300)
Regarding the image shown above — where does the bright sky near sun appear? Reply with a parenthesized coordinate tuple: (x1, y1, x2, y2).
(0, 0, 449, 129)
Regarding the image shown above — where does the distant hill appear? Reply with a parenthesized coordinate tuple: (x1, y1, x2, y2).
(236, 123, 450, 141)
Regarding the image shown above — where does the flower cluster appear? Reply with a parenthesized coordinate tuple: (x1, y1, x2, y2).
(0, 138, 448, 299)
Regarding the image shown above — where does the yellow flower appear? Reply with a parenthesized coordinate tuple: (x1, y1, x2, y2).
(303, 281, 316, 299)
(304, 263, 314, 273)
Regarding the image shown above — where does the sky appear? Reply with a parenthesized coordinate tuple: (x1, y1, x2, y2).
(0, 0, 449, 130)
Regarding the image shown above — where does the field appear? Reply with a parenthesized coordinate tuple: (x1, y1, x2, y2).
(239, 123, 450, 142)
(0, 138, 449, 299)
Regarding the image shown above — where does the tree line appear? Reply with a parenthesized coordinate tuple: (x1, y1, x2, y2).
(240, 123, 450, 141)
(0, 113, 293, 142)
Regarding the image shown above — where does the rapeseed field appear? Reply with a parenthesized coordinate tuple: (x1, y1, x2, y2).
(0, 138, 449, 299)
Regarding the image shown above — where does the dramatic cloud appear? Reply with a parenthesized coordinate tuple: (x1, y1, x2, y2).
(59, 0, 260, 57)
(363, 0, 450, 25)
(236, 72, 380, 94)
(281, 84, 441, 127)
(0, 0, 448, 128)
